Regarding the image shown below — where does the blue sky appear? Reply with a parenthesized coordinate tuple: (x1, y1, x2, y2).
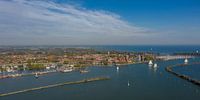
(0, 0, 200, 45)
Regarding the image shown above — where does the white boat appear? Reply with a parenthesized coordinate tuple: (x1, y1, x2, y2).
(184, 58, 188, 64)
(153, 63, 158, 68)
(46, 66, 50, 70)
(80, 70, 89, 73)
(6, 68, 12, 72)
(62, 69, 73, 73)
(116, 66, 119, 70)
(35, 73, 38, 78)
(128, 81, 130, 87)
(148, 60, 153, 66)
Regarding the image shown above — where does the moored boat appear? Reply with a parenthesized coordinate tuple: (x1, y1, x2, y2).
(80, 70, 89, 73)
(61, 69, 73, 73)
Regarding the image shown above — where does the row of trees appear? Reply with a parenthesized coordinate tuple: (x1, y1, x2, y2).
(27, 63, 46, 70)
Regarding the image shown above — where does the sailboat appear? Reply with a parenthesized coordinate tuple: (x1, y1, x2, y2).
(128, 81, 130, 87)
(148, 60, 153, 66)
(153, 63, 158, 68)
(116, 66, 119, 70)
(184, 58, 188, 64)
(35, 72, 38, 78)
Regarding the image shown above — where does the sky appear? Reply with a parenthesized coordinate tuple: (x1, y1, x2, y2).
(0, 0, 200, 45)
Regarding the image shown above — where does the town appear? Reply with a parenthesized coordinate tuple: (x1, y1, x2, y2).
(0, 47, 155, 79)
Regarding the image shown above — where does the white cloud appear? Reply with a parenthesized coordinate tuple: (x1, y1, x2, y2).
(0, 0, 148, 45)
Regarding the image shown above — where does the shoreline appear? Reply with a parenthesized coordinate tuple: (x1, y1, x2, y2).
(0, 57, 191, 80)
(0, 61, 145, 80)
(0, 70, 57, 80)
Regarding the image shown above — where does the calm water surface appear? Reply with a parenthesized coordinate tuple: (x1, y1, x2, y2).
(173, 62, 200, 80)
(1, 58, 200, 100)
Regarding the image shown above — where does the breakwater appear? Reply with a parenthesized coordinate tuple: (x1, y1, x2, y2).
(165, 62, 200, 86)
(173, 52, 200, 57)
(156, 55, 194, 61)
(0, 77, 110, 97)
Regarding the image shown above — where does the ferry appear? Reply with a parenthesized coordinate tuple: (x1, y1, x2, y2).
(61, 68, 73, 73)
(57, 67, 73, 73)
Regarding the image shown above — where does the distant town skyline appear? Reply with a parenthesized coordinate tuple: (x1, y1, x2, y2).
(0, 0, 200, 45)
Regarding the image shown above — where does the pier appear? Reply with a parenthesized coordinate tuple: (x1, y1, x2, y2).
(165, 62, 200, 86)
(0, 77, 110, 97)
(156, 55, 194, 61)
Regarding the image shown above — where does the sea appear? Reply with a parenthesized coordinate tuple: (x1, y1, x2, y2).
(0, 45, 200, 100)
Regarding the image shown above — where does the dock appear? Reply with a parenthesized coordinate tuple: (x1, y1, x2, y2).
(0, 70, 57, 79)
(0, 77, 110, 97)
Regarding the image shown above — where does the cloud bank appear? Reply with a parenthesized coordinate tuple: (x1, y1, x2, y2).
(0, 0, 148, 45)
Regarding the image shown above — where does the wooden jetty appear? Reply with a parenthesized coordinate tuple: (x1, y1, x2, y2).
(0, 77, 110, 97)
